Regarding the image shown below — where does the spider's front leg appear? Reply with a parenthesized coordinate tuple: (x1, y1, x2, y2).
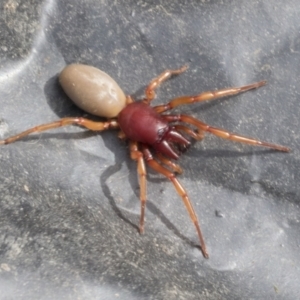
(0, 118, 119, 145)
(141, 145, 209, 259)
(163, 115, 290, 152)
(129, 141, 147, 234)
(156, 152, 183, 174)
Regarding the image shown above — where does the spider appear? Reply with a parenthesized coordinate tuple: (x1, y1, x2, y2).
(0, 64, 290, 258)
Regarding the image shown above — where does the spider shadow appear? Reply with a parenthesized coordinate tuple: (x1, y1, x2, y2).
(124, 145, 286, 250)
(45, 75, 95, 119)
(100, 134, 198, 248)
(44, 75, 140, 231)
(99, 137, 140, 232)
(17, 75, 106, 142)
(141, 178, 198, 249)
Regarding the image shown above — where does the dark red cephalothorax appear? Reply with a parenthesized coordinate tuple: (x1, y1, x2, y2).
(118, 101, 190, 160)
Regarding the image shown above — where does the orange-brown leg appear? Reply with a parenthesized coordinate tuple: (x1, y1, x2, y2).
(144, 65, 188, 104)
(154, 81, 266, 113)
(156, 153, 183, 174)
(163, 115, 290, 152)
(0, 117, 119, 145)
(141, 146, 209, 259)
(129, 141, 147, 234)
(173, 124, 205, 141)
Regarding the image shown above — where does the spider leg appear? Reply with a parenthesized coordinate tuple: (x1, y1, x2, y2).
(141, 145, 209, 259)
(163, 115, 290, 152)
(173, 124, 205, 141)
(156, 152, 183, 174)
(129, 141, 147, 234)
(0, 117, 119, 145)
(144, 65, 188, 104)
(154, 81, 266, 113)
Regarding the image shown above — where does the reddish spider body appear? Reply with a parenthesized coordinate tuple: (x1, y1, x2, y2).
(118, 101, 190, 159)
(0, 64, 290, 259)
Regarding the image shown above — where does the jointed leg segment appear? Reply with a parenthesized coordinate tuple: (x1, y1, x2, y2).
(156, 152, 183, 174)
(0, 118, 119, 145)
(129, 141, 147, 234)
(163, 115, 290, 152)
(144, 65, 188, 103)
(141, 145, 209, 259)
(154, 80, 267, 113)
(173, 124, 205, 141)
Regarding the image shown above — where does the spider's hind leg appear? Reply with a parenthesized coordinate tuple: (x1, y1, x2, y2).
(0, 118, 119, 145)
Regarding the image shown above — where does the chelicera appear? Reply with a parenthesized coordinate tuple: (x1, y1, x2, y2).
(0, 64, 290, 258)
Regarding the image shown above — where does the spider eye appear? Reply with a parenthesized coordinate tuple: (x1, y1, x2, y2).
(59, 64, 126, 118)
